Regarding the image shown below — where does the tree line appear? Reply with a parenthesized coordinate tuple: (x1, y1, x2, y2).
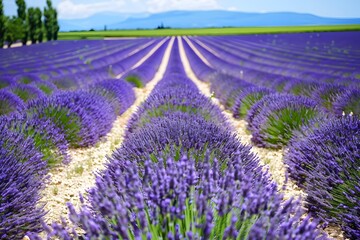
(0, 0, 59, 48)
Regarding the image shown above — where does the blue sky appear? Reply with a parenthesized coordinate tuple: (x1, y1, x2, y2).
(3, 0, 360, 19)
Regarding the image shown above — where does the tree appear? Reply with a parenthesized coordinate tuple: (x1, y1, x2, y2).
(27, 7, 36, 43)
(44, 0, 59, 41)
(0, 0, 5, 48)
(5, 16, 25, 47)
(27, 7, 43, 44)
(35, 8, 43, 43)
(15, 0, 27, 45)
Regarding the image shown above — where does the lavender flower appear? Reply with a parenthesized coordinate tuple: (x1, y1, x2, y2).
(0, 90, 25, 116)
(13, 74, 42, 84)
(250, 94, 323, 148)
(0, 114, 69, 166)
(34, 152, 322, 239)
(90, 79, 135, 115)
(333, 88, 360, 116)
(26, 91, 116, 148)
(285, 116, 360, 239)
(232, 86, 273, 119)
(0, 130, 47, 239)
(6, 83, 45, 103)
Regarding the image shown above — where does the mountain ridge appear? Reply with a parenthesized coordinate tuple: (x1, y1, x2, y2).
(59, 10, 360, 31)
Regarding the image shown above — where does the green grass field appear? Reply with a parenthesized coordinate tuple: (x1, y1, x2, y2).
(58, 25, 360, 40)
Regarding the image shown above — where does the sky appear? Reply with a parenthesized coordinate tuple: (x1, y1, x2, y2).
(3, 0, 360, 19)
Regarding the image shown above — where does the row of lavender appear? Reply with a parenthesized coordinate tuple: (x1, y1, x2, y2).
(188, 35, 359, 117)
(183, 34, 359, 239)
(28, 38, 323, 240)
(0, 39, 170, 238)
(0, 38, 163, 107)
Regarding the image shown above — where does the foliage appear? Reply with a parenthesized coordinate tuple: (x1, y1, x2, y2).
(44, 0, 59, 41)
(0, 0, 5, 48)
(15, 0, 27, 45)
(4, 16, 25, 47)
(27, 7, 43, 44)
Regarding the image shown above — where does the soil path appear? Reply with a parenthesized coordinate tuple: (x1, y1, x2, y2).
(39, 37, 175, 228)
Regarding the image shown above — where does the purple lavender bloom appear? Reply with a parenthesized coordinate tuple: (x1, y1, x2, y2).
(0, 130, 47, 239)
(249, 93, 323, 148)
(333, 88, 360, 116)
(0, 90, 26, 116)
(208, 72, 254, 109)
(30, 80, 58, 95)
(90, 79, 135, 115)
(283, 79, 321, 97)
(6, 83, 45, 103)
(0, 114, 69, 166)
(126, 88, 229, 135)
(13, 74, 42, 84)
(0, 76, 14, 89)
(35, 151, 322, 239)
(26, 91, 116, 148)
(285, 116, 360, 239)
(312, 84, 346, 111)
(232, 86, 273, 119)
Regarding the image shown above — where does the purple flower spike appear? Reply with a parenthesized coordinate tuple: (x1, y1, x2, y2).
(285, 115, 360, 239)
(0, 90, 26, 116)
(249, 93, 324, 148)
(0, 129, 47, 239)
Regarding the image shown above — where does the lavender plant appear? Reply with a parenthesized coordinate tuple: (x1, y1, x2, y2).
(126, 88, 228, 134)
(6, 84, 45, 103)
(0, 76, 13, 89)
(26, 91, 116, 148)
(125, 74, 144, 88)
(0, 130, 47, 239)
(14, 74, 42, 84)
(285, 116, 360, 239)
(312, 84, 346, 111)
(0, 90, 25, 116)
(250, 94, 323, 148)
(30, 80, 58, 95)
(0, 115, 69, 166)
(29, 152, 322, 239)
(333, 88, 360, 116)
(91, 79, 135, 115)
(232, 87, 273, 119)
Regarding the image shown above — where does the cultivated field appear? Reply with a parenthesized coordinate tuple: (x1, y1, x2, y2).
(0, 32, 359, 239)
(58, 24, 360, 39)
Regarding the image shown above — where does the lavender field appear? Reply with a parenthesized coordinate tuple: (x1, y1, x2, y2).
(0, 32, 359, 239)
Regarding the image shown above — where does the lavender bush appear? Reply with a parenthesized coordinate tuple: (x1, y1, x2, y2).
(285, 116, 360, 239)
(0, 76, 13, 89)
(0, 130, 47, 239)
(312, 84, 346, 111)
(26, 91, 116, 148)
(91, 79, 135, 115)
(0, 115, 69, 166)
(0, 90, 25, 116)
(249, 94, 323, 148)
(333, 88, 360, 116)
(126, 88, 228, 134)
(6, 84, 45, 103)
(232, 87, 273, 119)
(29, 151, 322, 239)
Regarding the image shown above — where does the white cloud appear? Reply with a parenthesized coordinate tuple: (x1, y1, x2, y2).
(57, 0, 126, 19)
(146, 0, 220, 13)
(57, 0, 221, 19)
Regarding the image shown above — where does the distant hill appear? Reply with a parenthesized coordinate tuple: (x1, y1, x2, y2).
(59, 10, 360, 31)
